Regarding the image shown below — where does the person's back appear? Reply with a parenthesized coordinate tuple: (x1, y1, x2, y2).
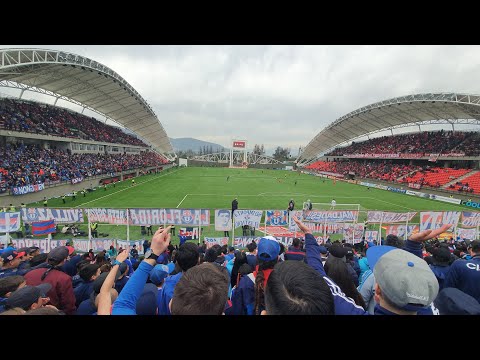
(444, 240, 480, 302)
(264, 260, 334, 315)
(230, 269, 256, 315)
(24, 247, 76, 315)
(293, 217, 368, 315)
(231, 236, 280, 315)
(157, 242, 199, 315)
(284, 238, 306, 262)
(358, 256, 370, 283)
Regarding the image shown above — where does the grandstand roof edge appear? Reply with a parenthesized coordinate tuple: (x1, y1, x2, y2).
(0, 48, 174, 153)
(297, 92, 480, 163)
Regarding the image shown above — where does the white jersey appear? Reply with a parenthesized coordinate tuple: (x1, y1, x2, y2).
(331, 200, 336, 207)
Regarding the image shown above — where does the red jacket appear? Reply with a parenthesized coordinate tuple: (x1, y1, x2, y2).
(25, 266, 77, 315)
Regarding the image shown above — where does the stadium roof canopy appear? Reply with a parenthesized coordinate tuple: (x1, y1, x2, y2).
(297, 93, 480, 164)
(0, 48, 173, 154)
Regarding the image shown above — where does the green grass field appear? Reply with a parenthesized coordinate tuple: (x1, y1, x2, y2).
(25, 166, 467, 244)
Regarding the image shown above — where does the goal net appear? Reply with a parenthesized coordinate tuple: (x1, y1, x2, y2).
(304, 202, 361, 211)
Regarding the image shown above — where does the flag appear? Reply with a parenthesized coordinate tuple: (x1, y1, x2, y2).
(32, 219, 56, 236)
(428, 153, 440, 162)
(0, 212, 21, 232)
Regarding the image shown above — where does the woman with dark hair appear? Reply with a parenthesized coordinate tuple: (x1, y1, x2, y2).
(264, 261, 335, 315)
(230, 251, 248, 289)
(230, 236, 280, 315)
(324, 254, 367, 310)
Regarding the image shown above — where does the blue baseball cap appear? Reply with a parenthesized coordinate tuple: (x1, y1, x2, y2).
(366, 246, 397, 270)
(150, 264, 172, 285)
(257, 236, 280, 261)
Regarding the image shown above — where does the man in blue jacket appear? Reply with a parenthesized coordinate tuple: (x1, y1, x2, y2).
(444, 240, 480, 303)
(112, 226, 173, 315)
(292, 217, 367, 315)
(284, 238, 306, 262)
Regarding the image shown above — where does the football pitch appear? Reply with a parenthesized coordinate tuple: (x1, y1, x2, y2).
(31, 167, 467, 243)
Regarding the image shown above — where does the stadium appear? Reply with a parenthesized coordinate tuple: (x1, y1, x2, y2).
(0, 47, 479, 315)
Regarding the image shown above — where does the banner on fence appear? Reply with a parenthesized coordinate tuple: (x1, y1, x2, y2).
(288, 210, 303, 232)
(0, 212, 21, 232)
(365, 231, 378, 242)
(302, 222, 344, 234)
(461, 211, 480, 227)
(367, 211, 417, 223)
(233, 237, 262, 248)
(11, 238, 68, 253)
(342, 223, 364, 243)
(385, 225, 419, 239)
(204, 237, 229, 248)
(420, 211, 461, 231)
(265, 210, 289, 226)
(71, 177, 84, 185)
(179, 227, 199, 240)
(90, 238, 115, 252)
(22, 208, 84, 224)
(12, 182, 45, 195)
(164, 209, 210, 226)
(214, 209, 232, 231)
(303, 210, 358, 223)
(128, 208, 165, 226)
(429, 194, 462, 205)
(72, 239, 90, 253)
(117, 240, 145, 254)
(88, 208, 128, 225)
(233, 210, 263, 229)
(457, 227, 477, 240)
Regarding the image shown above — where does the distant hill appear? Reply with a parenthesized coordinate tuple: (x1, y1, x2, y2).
(170, 137, 225, 153)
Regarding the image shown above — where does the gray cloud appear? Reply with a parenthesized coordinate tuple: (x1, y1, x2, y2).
(2, 45, 480, 155)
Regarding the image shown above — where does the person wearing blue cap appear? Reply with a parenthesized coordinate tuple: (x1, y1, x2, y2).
(230, 235, 280, 315)
(149, 263, 174, 311)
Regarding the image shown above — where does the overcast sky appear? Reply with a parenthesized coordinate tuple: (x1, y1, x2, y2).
(2, 45, 480, 155)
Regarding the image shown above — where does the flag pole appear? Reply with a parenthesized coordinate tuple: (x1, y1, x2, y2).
(405, 212, 410, 241)
(378, 212, 383, 245)
(87, 208, 92, 251)
(198, 224, 201, 246)
(126, 209, 130, 242)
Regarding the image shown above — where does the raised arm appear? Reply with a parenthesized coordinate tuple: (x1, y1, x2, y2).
(97, 248, 129, 315)
(292, 216, 326, 277)
(404, 224, 452, 258)
(112, 226, 171, 315)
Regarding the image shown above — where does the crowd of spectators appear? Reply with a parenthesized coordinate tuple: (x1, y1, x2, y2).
(0, 143, 168, 189)
(326, 130, 478, 156)
(1, 217, 479, 316)
(0, 98, 147, 147)
(306, 160, 423, 182)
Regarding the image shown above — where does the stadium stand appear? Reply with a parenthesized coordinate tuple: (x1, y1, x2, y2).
(305, 160, 423, 182)
(326, 130, 474, 156)
(401, 167, 471, 188)
(0, 98, 148, 147)
(0, 143, 168, 189)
